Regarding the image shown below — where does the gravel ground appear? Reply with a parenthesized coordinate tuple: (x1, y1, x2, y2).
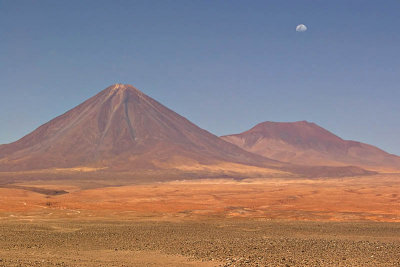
(0, 219, 399, 266)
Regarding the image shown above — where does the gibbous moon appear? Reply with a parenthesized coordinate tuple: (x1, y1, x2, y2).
(296, 24, 307, 32)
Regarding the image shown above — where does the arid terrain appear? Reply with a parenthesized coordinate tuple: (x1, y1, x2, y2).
(0, 173, 399, 266)
(0, 174, 398, 222)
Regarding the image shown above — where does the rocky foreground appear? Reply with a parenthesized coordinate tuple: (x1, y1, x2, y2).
(0, 219, 399, 266)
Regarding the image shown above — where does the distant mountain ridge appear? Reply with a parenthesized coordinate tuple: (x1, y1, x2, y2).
(222, 121, 400, 171)
(0, 84, 375, 179)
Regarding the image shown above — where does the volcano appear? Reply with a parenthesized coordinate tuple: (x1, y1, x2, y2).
(222, 121, 400, 171)
(0, 84, 280, 174)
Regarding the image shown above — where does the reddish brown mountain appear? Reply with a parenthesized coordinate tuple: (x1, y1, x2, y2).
(0, 85, 374, 179)
(222, 121, 400, 171)
(0, 84, 280, 173)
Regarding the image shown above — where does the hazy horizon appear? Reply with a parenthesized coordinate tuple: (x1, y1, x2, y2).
(1, 1, 399, 155)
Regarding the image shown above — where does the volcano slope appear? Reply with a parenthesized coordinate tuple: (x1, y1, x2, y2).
(222, 121, 400, 172)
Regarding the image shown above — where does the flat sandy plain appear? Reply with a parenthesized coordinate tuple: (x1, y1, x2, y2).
(0, 174, 399, 266)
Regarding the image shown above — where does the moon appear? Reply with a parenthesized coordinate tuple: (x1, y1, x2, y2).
(296, 24, 307, 32)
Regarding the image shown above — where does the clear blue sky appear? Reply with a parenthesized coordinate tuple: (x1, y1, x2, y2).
(1, 1, 399, 155)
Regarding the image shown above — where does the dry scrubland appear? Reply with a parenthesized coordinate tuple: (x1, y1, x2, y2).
(0, 174, 399, 266)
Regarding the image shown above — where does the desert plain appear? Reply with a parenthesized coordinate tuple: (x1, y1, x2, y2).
(0, 173, 399, 266)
